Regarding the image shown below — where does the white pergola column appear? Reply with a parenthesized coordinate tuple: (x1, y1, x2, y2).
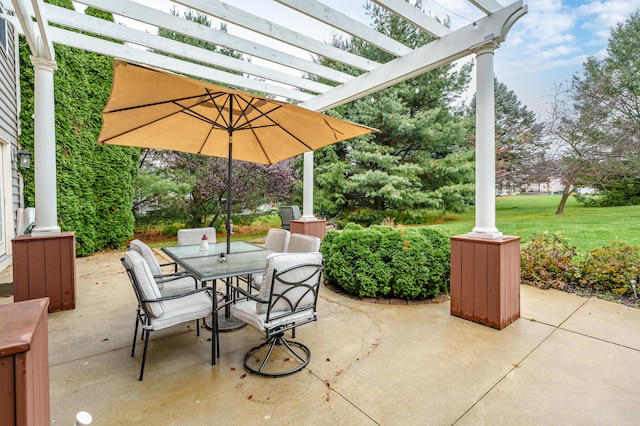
(469, 43, 502, 239)
(30, 56, 61, 236)
(301, 151, 314, 220)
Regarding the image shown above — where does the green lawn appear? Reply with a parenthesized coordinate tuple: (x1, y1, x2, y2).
(435, 194, 640, 253)
(140, 195, 640, 254)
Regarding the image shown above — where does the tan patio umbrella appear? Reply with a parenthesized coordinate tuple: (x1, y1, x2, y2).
(98, 60, 377, 252)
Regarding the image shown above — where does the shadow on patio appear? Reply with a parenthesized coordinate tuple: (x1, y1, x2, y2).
(2, 248, 639, 425)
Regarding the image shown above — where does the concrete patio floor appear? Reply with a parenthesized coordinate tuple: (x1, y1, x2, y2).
(2, 248, 640, 425)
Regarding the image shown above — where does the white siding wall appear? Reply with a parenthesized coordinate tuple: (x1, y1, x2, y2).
(0, 19, 22, 267)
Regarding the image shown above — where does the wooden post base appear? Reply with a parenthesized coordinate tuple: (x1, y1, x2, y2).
(450, 234, 520, 329)
(12, 232, 76, 312)
(290, 219, 327, 240)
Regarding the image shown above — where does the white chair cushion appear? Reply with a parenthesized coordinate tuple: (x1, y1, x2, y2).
(177, 227, 217, 246)
(286, 234, 321, 253)
(129, 239, 163, 276)
(264, 228, 290, 252)
(256, 252, 323, 314)
(251, 272, 265, 289)
(150, 292, 212, 330)
(158, 276, 197, 296)
(124, 251, 164, 317)
(231, 300, 316, 332)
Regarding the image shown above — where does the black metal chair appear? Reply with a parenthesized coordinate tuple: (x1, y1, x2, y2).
(121, 251, 216, 381)
(231, 252, 323, 377)
(279, 205, 301, 231)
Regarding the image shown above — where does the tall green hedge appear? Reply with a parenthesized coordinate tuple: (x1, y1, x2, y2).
(18, 1, 138, 255)
(321, 224, 451, 299)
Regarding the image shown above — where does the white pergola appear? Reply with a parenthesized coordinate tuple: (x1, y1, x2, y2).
(7, 0, 526, 238)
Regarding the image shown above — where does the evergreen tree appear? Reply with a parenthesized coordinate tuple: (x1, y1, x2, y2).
(313, 1, 475, 222)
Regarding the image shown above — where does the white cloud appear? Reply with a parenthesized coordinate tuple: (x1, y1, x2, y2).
(576, 1, 638, 45)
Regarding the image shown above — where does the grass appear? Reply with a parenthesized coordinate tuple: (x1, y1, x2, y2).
(136, 195, 640, 254)
(435, 194, 640, 253)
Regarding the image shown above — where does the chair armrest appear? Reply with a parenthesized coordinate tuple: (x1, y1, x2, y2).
(154, 271, 192, 283)
(159, 261, 178, 273)
(227, 283, 264, 303)
(142, 286, 211, 303)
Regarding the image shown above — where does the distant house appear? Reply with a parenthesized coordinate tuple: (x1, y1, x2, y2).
(0, 6, 27, 270)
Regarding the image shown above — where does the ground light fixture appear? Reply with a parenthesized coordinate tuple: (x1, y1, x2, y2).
(631, 279, 638, 300)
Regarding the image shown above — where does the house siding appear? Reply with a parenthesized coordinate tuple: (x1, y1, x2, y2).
(0, 16, 23, 267)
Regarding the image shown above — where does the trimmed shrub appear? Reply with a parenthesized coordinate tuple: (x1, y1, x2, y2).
(520, 231, 578, 290)
(344, 208, 441, 227)
(321, 225, 451, 299)
(575, 243, 640, 295)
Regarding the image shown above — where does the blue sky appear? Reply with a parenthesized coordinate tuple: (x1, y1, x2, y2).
(117, 0, 638, 120)
(482, 0, 639, 119)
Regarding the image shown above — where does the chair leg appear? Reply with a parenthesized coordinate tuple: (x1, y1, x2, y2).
(131, 314, 140, 357)
(211, 294, 218, 364)
(139, 329, 151, 381)
(243, 333, 311, 377)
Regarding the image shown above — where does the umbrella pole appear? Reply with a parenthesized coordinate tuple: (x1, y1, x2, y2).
(226, 132, 232, 254)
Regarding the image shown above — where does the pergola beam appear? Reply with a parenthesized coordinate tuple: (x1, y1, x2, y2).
(371, 0, 451, 38)
(303, 1, 527, 112)
(78, 0, 354, 84)
(469, 0, 504, 15)
(47, 26, 314, 102)
(30, 0, 55, 60)
(276, 0, 413, 56)
(175, 0, 379, 72)
(44, 3, 331, 96)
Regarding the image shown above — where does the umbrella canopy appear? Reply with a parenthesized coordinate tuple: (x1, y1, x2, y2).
(99, 60, 377, 251)
(98, 60, 377, 165)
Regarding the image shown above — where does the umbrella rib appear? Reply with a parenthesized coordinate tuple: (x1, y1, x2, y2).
(105, 94, 211, 113)
(323, 118, 345, 139)
(100, 95, 229, 143)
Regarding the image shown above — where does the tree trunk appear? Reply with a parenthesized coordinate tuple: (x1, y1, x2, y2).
(555, 184, 573, 215)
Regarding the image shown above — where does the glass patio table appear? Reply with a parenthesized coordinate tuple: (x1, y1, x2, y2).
(162, 241, 273, 330)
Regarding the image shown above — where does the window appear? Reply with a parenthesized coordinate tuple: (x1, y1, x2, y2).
(0, 2, 7, 56)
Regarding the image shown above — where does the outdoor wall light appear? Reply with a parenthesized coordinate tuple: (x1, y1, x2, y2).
(473, 22, 478, 32)
(17, 149, 31, 168)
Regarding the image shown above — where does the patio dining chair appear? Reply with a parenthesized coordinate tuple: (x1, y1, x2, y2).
(279, 205, 301, 231)
(129, 239, 180, 277)
(287, 233, 321, 253)
(177, 227, 217, 246)
(231, 252, 323, 377)
(245, 228, 290, 291)
(122, 251, 216, 381)
(129, 239, 196, 295)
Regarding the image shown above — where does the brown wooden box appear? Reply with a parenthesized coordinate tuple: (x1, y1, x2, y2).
(450, 235, 520, 329)
(0, 298, 51, 426)
(290, 219, 327, 240)
(12, 232, 76, 313)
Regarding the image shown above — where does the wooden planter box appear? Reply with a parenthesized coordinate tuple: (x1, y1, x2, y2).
(0, 298, 51, 425)
(290, 219, 327, 240)
(12, 232, 76, 312)
(450, 235, 520, 329)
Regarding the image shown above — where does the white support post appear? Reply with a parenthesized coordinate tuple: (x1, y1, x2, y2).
(30, 56, 61, 236)
(469, 43, 502, 239)
(301, 151, 315, 220)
